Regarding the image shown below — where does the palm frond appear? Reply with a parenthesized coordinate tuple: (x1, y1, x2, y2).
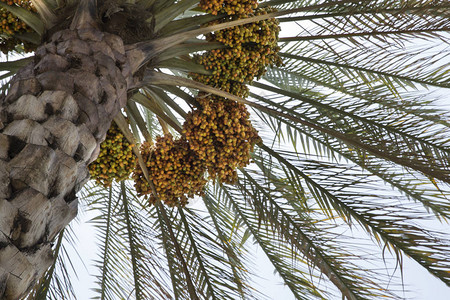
(88, 185, 131, 299)
(26, 227, 78, 300)
(202, 193, 256, 299)
(155, 204, 199, 299)
(152, 0, 199, 32)
(0, 1, 44, 35)
(211, 184, 328, 300)
(247, 80, 450, 183)
(254, 105, 450, 220)
(83, 182, 174, 299)
(30, 0, 57, 28)
(0, 56, 34, 73)
(263, 66, 450, 126)
(120, 182, 174, 300)
(258, 143, 450, 286)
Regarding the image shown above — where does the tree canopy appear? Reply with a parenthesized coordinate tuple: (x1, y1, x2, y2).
(0, 0, 449, 299)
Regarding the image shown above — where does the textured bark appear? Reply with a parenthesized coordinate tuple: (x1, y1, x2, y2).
(0, 26, 131, 299)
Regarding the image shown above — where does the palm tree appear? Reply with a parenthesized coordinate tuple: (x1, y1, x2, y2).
(0, 0, 449, 299)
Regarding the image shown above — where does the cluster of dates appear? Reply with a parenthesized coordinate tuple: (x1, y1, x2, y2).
(89, 122, 136, 187)
(89, 0, 281, 207)
(191, 6, 282, 95)
(185, 5, 281, 184)
(0, 0, 36, 53)
(199, 0, 258, 16)
(183, 94, 260, 184)
(132, 136, 207, 207)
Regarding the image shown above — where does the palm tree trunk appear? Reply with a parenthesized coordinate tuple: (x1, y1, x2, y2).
(0, 24, 131, 299)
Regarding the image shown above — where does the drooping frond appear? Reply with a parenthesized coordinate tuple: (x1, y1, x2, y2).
(251, 79, 450, 182)
(153, 196, 263, 299)
(251, 99, 450, 220)
(257, 143, 450, 285)
(88, 185, 133, 299)
(120, 182, 174, 300)
(208, 186, 328, 300)
(202, 193, 256, 299)
(26, 226, 78, 300)
(78, 182, 174, 300)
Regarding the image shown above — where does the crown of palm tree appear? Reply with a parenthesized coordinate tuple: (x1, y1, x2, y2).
(0, 0, 449, 299)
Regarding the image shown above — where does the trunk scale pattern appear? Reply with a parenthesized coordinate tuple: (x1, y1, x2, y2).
(0, 25, 131, 299)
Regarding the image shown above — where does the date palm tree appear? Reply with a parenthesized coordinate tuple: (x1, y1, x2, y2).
(0, 0, 449, 299)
